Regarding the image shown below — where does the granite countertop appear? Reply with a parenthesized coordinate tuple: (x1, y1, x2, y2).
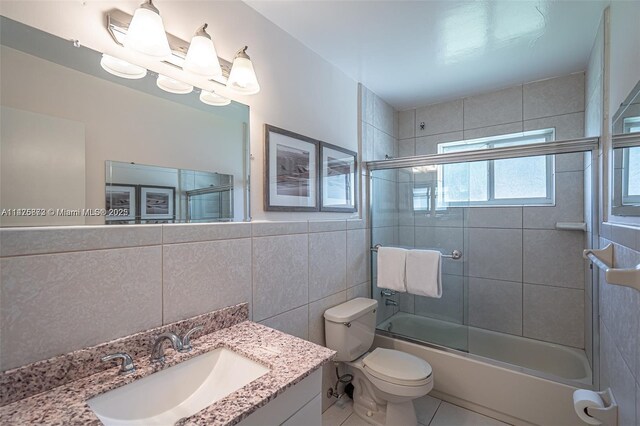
(0, 321, 335, 425)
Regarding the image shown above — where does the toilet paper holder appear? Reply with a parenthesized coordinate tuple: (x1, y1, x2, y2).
(586, 388, 618, 426)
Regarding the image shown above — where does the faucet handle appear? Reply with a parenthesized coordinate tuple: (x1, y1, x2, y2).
(101, 352, 136, 375)
(180, 325, 204, 352)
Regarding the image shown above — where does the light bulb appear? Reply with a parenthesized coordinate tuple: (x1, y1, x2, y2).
(157, 75, 193, 94)
(124, 0, 171, 59)
(199, 90, 231, 106)
(227, 46, 260, 95)
(183, 24, 222, 78)
(100, 54, 147, 79)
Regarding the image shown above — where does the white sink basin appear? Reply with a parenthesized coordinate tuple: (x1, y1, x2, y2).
(88, 348, 270, 426)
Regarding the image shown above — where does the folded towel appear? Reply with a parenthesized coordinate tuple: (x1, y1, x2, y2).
(377, 247, 407, 293)
(406, 249, 442, 298)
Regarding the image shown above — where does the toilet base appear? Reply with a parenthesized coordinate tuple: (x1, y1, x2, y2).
(352, 399, 417, 426)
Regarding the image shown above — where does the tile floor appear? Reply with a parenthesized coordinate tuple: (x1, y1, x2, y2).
(322, 395, 510, 426)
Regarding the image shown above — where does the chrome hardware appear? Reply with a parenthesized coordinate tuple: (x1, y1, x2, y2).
(385, 299, 398, 306)
(151, 332, 184, 363)
(180, 325, 204, 352)
(380, 289, 396, 297)
(101, 352, 136, 375)
(341, 322, 351, 328)
(371, 244, 462, 260)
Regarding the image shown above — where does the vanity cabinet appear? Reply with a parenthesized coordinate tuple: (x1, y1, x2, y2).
(238, 369, 322, 426)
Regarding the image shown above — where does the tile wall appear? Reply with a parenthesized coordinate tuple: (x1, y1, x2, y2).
(383, 73, 590, 349)
(0, 219, 371, 411)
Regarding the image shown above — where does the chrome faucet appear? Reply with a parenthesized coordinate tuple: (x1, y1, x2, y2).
(179, 325, 203, 352)
(101, 352, 136, 375)
(385, 299, 398, 306)
(151, 332, 183, 363)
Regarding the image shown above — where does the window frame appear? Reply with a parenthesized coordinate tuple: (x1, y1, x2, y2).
(434, 129, 556, 208)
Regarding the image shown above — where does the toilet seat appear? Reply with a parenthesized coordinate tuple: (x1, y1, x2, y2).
(363, 348, 432, 386)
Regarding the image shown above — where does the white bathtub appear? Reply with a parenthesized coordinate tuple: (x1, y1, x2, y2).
(375, 313, 593, 425)
(377, 312, 592, 384)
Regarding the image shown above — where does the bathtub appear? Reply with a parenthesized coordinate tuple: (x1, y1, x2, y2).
(375, 313, 593, 425)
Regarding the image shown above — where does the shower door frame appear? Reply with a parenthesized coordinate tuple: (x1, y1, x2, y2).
(366, 136, 601, 389)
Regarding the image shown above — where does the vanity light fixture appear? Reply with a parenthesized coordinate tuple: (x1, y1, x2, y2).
(199, 90, 231, 106)
(124, 0, 171, 59)
(227, 46, 260, 95)
(156, 74, 193, 94)
(100, 54, 147, 79)
(183, 24, 222, 78)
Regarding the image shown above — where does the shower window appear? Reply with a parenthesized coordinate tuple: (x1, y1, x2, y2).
(437, 129, 555, 207)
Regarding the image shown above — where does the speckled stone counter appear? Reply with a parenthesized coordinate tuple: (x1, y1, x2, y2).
(0, 305, 335, 425)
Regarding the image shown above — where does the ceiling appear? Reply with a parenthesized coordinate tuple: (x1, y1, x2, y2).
(245, 0, 607, 110)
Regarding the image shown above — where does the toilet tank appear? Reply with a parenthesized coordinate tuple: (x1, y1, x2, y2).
(324, 298, 378, 362)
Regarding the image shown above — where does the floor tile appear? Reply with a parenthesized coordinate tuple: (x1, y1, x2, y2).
(414, 395, 442, 425)
(430, 402, 509, 426)
(340, 412, 372, 426)
(322, 400, 354, 426)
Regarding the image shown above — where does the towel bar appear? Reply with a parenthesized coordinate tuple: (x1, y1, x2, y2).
(583, 243, 640, 291)
(371, 244, 462, 260)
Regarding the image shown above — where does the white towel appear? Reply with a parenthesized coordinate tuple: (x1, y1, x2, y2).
(406, 249, 442, 298)
(377, 247, 407, 293)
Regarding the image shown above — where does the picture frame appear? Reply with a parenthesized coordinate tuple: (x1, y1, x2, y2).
(264, 124, 320, 211)
(320, 142, 357, 212)
(105, 184, 137, 222)
(140, 185, 176, 221)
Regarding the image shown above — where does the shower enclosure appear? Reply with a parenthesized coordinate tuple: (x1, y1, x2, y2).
(368, 136, 599, 388)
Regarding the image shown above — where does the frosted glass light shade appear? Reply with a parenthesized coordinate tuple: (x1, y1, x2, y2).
(100, 54, 147, 79)
(157, 75, 193, 94)
(183, 25, 222, 78)
(124, 1, 171, 59)
(199, 90, 231, 106)
(227, 47, 260, 95)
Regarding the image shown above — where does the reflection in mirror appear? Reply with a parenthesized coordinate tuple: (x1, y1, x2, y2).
(612, 80, 640, 217)
(0, 17, 249, 227)
(105, 161, 233, 224)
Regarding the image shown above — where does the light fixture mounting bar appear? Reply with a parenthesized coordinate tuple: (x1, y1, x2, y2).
(105, 9, 232, 84)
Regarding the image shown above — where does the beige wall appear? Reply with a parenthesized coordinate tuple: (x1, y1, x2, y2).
(0, 220, 370, 410)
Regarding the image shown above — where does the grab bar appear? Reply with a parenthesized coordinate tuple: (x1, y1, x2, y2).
(371, 244, 462, 260)
(583, 243, 640, 291)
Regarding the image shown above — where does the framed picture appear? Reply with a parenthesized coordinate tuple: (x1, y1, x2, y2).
(105, 184, 137, 222)
(265, 124, 319, 211)
(320, 142, 357, 212)
(140, 185, 175, 221)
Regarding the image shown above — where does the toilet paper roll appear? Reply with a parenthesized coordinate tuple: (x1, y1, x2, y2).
(573, 389, 604, 425)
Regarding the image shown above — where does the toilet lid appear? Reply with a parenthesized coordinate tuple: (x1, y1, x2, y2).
(363, 348, 432, 385)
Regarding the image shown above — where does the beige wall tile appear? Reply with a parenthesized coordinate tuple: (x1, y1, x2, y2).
(251, 221, 308, 237)
(464, 85, 523, 130)
(467, 228, 522, 282)
(415, 275, 465, 324)
(462, 121, 523, 140)
(523, 284, 584, 348)
(309, 231, 347, 302)
(416, 100, 463, 137)
(163, 239, 252, 323)
(252, 234, 309, 321)
(415, 131, 463, 155)
(399, 109, 416, 139)
(259, 305, 309, 340)
(347, 228, 369, 287)
(0, 225, 162, 257)
(468, 277, 522, 335)
(162, 222, 250, 244)
(523, 73, 585, 120)
(0, 246, 162, 370)
(523, 230, 585, 289)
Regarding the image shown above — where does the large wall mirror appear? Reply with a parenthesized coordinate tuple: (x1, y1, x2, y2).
(0, 17, 250, 227)
(611, 80, 640, 217)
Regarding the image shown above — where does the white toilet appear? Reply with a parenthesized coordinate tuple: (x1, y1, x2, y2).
(324, 298, 433, 426)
